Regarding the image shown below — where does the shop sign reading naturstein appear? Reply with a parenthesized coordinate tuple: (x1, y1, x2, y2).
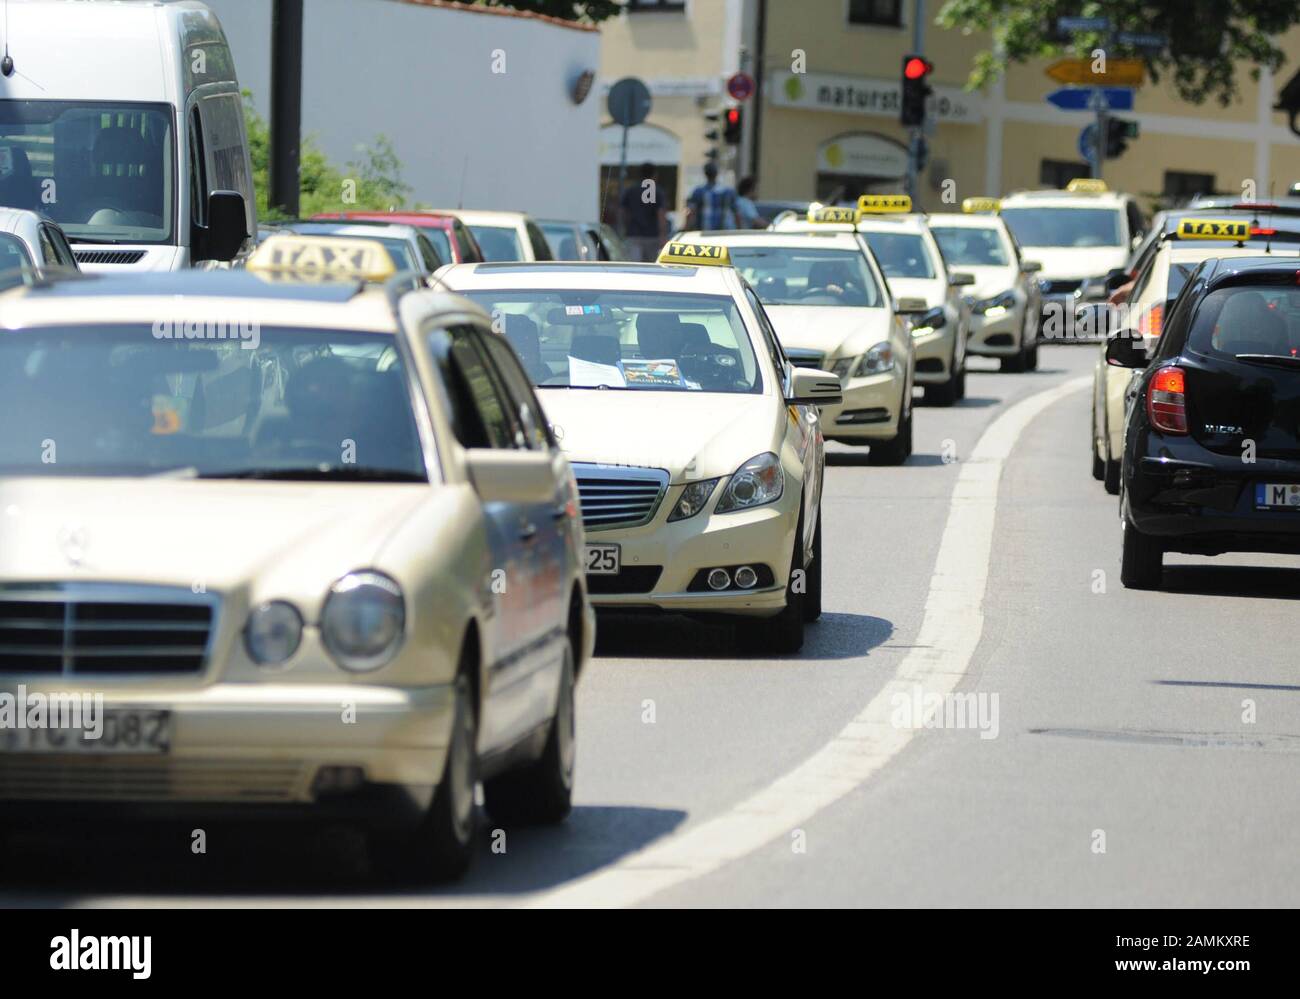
(771, 71, 983, 123)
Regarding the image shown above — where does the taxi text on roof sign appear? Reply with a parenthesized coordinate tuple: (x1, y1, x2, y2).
(962, 197, 1000, 214)
(1176, 219, 1250, 241)
(1065, 178, 1108, 194)
(657, 241, 731, 266)
(807, 205, 860, 224)
(857, 194, 911, 214)
(247, 234, 397, 282)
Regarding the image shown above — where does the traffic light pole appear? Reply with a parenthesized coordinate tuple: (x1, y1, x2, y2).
(906, 0, 925, 202)
(1091, 88, 1108, 181)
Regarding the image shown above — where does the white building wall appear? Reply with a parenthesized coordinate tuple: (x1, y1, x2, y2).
(205, 0, 601, 218)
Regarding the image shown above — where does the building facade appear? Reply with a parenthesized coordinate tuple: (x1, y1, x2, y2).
(598, 0, 1300, 217)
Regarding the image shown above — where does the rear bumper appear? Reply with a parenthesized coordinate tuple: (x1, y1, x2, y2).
(1125, 434, 1300, 554)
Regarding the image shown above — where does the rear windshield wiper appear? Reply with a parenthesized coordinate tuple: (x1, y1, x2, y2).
(199, 467, 427, 482)
(1234, 353, 1300, 369)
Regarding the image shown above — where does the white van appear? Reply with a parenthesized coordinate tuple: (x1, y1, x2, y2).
(0, 0, 254, 271)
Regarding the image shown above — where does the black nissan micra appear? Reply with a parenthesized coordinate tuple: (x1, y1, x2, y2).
(1109, 256, 1300, 589)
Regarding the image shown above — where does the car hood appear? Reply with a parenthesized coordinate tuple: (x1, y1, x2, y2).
(886, 276, 947, 308)
(1022, 246, 1127, 281)
(0, 478, 429, 595)
(951, 265, 1019, 301)
(537, 389, 782, 482)
(765, 305, 895, 359)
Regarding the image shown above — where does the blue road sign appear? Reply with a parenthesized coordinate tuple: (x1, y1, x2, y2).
(1048, 87, 1135, 112)
(1079, 124, 1098, 165)
(1057, 16, 1110, 33)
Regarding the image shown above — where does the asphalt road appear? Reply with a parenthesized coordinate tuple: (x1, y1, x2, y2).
(7, 343, 1299, 907)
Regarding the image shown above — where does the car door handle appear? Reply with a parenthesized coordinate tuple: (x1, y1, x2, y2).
(518, 522, 538, 542)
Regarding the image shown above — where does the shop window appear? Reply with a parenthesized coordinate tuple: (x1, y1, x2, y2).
(849, 0, 903, 26)
(1040, 159, 1090, 188)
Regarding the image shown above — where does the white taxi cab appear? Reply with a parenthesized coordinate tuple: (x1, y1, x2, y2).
(0, 207, 80, 290)
(436, 243, 843, 654)
(0, 234, 593, 881)
(777, 194, 972, 405)
(928, 199, 1044, 372)
(443, 209, 554, 263)
(999, 179, 1146, 340)
(1090, 216, 1300, 492)
(677, 212, 915, 463)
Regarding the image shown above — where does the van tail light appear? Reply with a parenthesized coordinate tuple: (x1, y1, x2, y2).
(1146, 366, 1188, 434)
(1140, 302, 1164, 338)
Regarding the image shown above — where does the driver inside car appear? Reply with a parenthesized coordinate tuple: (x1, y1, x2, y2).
(255, 355, 357, 460)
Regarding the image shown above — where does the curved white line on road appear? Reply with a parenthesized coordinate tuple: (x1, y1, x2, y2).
(530, 374, 1093, 908)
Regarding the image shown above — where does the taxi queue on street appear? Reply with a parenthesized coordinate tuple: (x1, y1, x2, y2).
(5, 176, 1300, 880)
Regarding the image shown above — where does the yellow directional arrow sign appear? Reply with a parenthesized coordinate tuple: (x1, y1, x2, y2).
(1046, 58, 1145, 87)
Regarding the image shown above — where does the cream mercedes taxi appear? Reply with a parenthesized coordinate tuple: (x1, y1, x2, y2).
(777, 194, 972, 405)
(677, 211, 916, 463)
(0, 234, 593, 881)
(928, 199, 1044, 372)
(436, 243, 843, 654)
(1090, 215, 1300, 492)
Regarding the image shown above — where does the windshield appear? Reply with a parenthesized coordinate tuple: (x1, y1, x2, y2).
(1000, 207, 1123, 248)
(729, 246, 883, 307)
(930, 226, 1010, 267)
(422, 226, 453, 263)
(0, 233, 33, 289)
(461, 290, 762, 393)
(1188, 285, 1300, 360)
(469, 225, 523, 262)
(859, 231, 935, 279)
(540, 223, 581, 260)
(0, 325, 427, 479)
(0, 100, 175, 245)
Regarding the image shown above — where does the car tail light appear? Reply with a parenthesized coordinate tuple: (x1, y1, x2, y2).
(1146, 366, 1188, 434)
(1140, 303, 1164, 338)
(1251, 227, 1277, 236)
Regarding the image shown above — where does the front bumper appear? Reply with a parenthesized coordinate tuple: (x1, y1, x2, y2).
(817, 368, 905, 442)
(1125, 433, 1300, 555)
(967, 304, 1024, 357)
(584, 487, 800, 617)
(0, 681, 455, 825)
(912, 327, 955, 383)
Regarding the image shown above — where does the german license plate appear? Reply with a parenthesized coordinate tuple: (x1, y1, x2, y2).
(584, 543, 621, 575)
(0, 709, 172, 754)
(1254, 483, 1300, 509)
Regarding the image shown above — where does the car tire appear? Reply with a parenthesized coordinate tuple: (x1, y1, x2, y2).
(868, 403, 912, 465)
(1025, 341, 1039, 371)
(923, 372, 959, 407)
(1121, 519, 1164, 590)
(1000, 352, 1026, 373)
(373, 670, 477, 883)
(1091, 410, 1105, 480)
(954, 362, 967, 400)
(803, 510, 823, 623)
(740, 511, 806, 655)
(1103, 426, 1121, 495)
(483, 640, 576, 827)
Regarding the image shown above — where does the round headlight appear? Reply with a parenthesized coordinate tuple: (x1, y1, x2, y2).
(244, 601, 303, 666)
(320, 572, 405, 672)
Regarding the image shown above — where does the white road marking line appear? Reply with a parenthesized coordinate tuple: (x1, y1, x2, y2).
(529, 375, 1093, 908)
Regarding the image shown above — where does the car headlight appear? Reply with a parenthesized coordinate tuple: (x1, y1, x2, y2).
(667, 478, 720, 521)
(715, 452, 784, 513)
(320, 571, 405, 671)
(244, 601, 303, 666)
(854, 341, 893, 376)
(829, 357, 855, 380)
(910, 306, 947, 335)
(975, 290, 1017, 317)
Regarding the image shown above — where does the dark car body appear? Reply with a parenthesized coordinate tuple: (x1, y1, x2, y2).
(1115, 256, 1300, 586)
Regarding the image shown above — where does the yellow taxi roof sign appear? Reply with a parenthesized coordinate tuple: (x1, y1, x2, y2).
(1175, 218, 1250, 241)
(247, 234, 397, 282)
(657, 241, 730, 266)
(962, 197, 1001, 214)
(1066, 178, 1108, 194)
(857, 194, 912, 214)
(807, 205, 860, 224)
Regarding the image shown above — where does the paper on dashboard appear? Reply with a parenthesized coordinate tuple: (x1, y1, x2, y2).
(567, 356, 626, 388)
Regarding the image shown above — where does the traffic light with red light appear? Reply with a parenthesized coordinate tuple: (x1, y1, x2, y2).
(724, 106, 743, 145)
(900, 54, 934, 127)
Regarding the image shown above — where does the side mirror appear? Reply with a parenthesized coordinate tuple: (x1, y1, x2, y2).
(1103, 267, 1131, 291)
(787, 367, 843, 407)
(912, 305, 947, 331)
(1105, 330, 1148, 369)
(949, 271, 976, 288)
(466, 449, 556, 504)
(894, 296, 929, 314)
(196, 190, 249, 263)
(1021, 259, 1043, 274)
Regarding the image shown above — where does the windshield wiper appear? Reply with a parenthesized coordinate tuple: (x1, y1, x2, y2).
(67, 236, 123, 246)
(1234, 353, 1300, 369)
(198, 467, 427, 482)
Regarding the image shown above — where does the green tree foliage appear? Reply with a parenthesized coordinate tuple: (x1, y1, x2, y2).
(937, 0, 1300, 106)
(242, 92, 413, 220)
(469, 0, 621, 24)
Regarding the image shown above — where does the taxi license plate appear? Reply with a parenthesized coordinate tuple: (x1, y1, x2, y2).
(0, 709, 172, 755)
(584, 543, 621, 575)
(1254, 483, 1300, 509)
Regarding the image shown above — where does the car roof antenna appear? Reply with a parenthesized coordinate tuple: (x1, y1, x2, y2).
(457, 153, 469, 210)
(1, 0, 14, 78)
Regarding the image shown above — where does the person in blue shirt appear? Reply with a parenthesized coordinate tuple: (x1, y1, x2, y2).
(685, 163, 737, 230)
(735, 176, 770, 229)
